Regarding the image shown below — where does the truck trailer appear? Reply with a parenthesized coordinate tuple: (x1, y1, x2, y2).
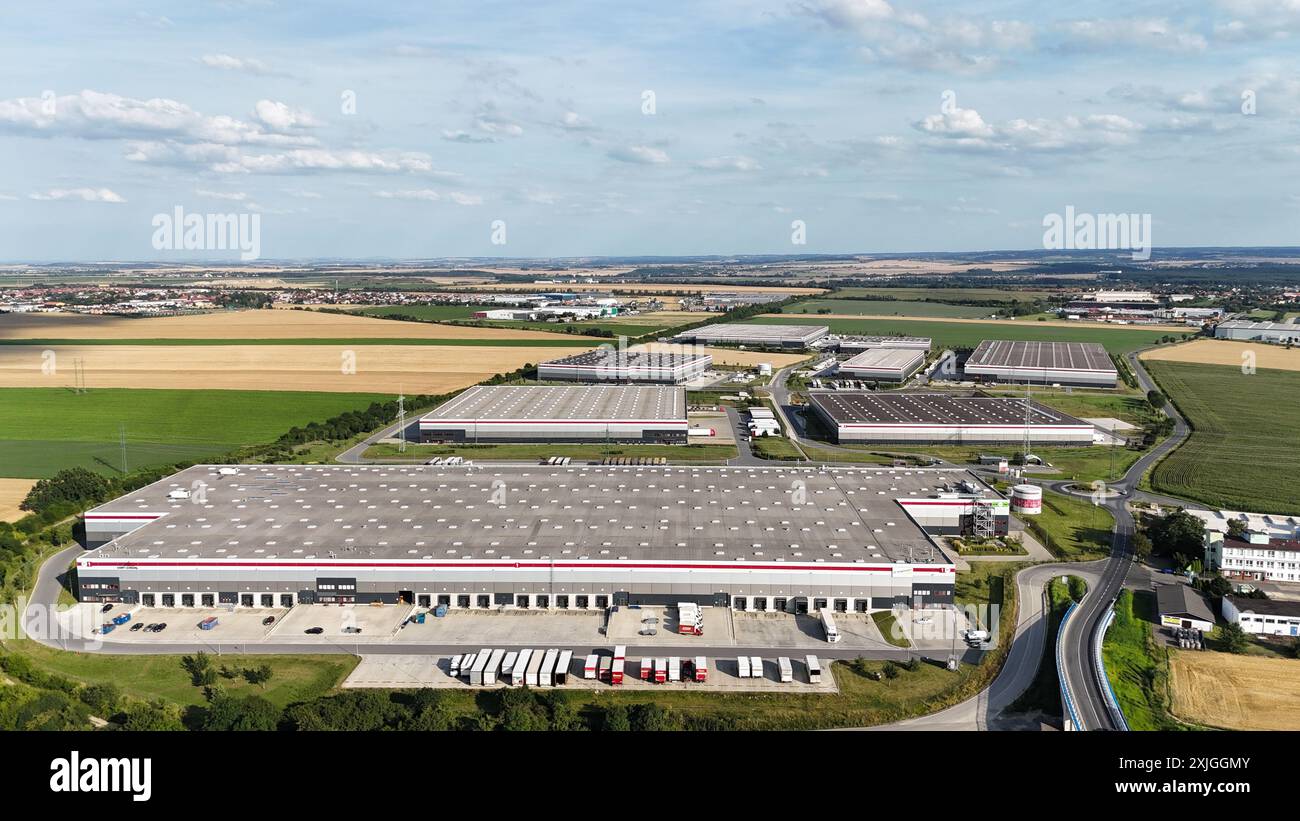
(750, 656, 763, 679)
(525, 648, 545, 686)
(821, 610, 841, 643)
(737, 655, 751, 678)
(483, 648, 506, 686)
(778, 657, 793, 683)
(805, 655, 822, 684)
(584, 653, 599, 680)
(694, 657, 708, 682)
(540, 649, 560, 687)
(555, 650, 573, 685)
(511, 649, 533, 686)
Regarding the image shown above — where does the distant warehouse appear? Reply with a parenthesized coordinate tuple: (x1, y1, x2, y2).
(837, 348, 926, 383)
(809, 392, 1095, 445)
(538, 347, 711, 384)
(836, 335, 932, 353)
(419, 385, 686, 444)
(672, 322, 828, 349)
(1214, 320, 1300, 344)
(963, 340, 1117, 387)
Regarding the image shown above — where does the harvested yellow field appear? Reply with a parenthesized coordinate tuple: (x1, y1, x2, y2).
(478, 282, 823, 296)
(0, 344, 592, 394)
(1169, 650, 1300, 730)
(0, 309, 579, 342)
(641, 342, 808, 368)
(0, 478, 35, 523)
(1141, 339, 1300, 372)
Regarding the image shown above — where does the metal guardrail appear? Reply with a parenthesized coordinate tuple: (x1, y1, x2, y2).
(1094, 603, 1131, 731)
(1056, 600, 1082, 731)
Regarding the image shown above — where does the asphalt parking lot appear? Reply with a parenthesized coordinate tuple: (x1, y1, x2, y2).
(606, 605, 733, 646)
(393, 609, 603, 645)
(272, 602, 415, 638)
(345, 652, 839, 693)
(732, 611, 897, 650)
(73, 604, 287, 643)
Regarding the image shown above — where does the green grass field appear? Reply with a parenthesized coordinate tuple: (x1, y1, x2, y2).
(0, 387, 392, 478)
(752, 315, 1184, 354)
(785, 299, 996, 318)
(1025, 489, 1115, 561)
(1145, 361, 1300, 513)
(1103, 590, 1177, 730)
(357, 305, 678, 339)
(825, 287, 1064, 302)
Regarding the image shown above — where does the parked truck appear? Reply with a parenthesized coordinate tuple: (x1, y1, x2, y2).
(610, 656, 624, 685)
(654, 658, 668, 684)
(737, 655, 751, 679)
(511, 649, 533, 686)
(778, 657, 793, 683)
(640, 657, 654, 681)
(750, 656, 763, 679)
(198, 616, 218, 631)
(469, 648, 492, 686)
(555, 650, 573, 685)
(483, 648, 506, 686)
(668, 657, 681, 682)
(525, 648, 545, 686)
(694, 656, 708, 682)
(677, 602, 704, 636)
(598, 654, 613, 683)
(539, 649, 560, 687)
(583, 653, 599, 680)
(821, 610, 841, 643)
(449, 654, 464, 677)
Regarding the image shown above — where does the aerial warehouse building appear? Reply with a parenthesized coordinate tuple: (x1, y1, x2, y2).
(1214, 320, 1300, 344)
(808, 392, 1095, 446)
(836, 348, 926, 383)
(963, 340, 1117, 388)
(74, 463, 1018, 614)
(671, 322, 828, 349)
(418, 384, 688, 444)
(537, 347, 712, 384)
(836, 335, 932, 353)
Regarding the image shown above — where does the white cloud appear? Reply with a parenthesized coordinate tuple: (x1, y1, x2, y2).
(251, 100, 320, 132)
(1057, 18, 1207, 53)
(608, 145, 670, 165)
(200, 54, 274, 75)
(29, 187, 125, 203)
(559, 111, 593, 130)
(695, 155, 762, 172)
(195, 188, 249, 201)
(376, 189, 441, 201)
(442, 129, 496, 143)
(915, 105, 1141, 152)
(447, 192, 483, 206)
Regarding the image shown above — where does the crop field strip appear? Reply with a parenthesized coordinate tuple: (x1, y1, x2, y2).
(1145, 360, 1300, 513)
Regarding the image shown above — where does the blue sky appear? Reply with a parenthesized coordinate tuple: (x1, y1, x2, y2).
(1, 0, 1298, 261)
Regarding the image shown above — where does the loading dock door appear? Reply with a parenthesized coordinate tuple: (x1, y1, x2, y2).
(398, 591, 414, 605)
(417, 595, 431, 608)
(794, 597, 809, 615)
(773, 597, 787, 613)
(834, 599, 848, 613)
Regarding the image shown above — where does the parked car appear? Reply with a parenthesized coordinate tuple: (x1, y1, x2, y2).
(101, 603, 114, 613)
(305, 627, 324, 634)
(638, 627, 658, 636)
(148, 623, 167, 633)
(262, 616, 276, 626)
(343, 626, 362, 634)
(130, 622, 144, 632)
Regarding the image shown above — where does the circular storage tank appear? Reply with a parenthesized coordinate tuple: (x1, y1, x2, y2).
(1010, 484, 1042, 516)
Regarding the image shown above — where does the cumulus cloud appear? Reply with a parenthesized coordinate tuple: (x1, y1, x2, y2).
(199, 54, 274, 75)
(375, 189, 482, 205)
(195, 188, 249, 201)
(442, 129, 497, 143)
(608, 144, 670, 164)
(29, 187, 125, 203)
(695, 155, 762, 172)
(1057, 18, 1207, 53)
(251, 100, 320, 132)
(915, 105, 1142, 152)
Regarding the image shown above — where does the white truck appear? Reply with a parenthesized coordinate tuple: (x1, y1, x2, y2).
(526, 648, 546, 686)
(483, 648, 506, 686)
(749, 656, 763, 680)
(539, 649, 560, 687)
(805, 655, 822, 684)
(511, 649, 533, 686)
(469, 648, 492, 685)
(821, 610, 841, 643)
(583, 653, 599, 680)
(737, 655, 751, 679)
(668, 656, 681, 682)
(778, 657, 793, 683)
(555, 650, 573, 685)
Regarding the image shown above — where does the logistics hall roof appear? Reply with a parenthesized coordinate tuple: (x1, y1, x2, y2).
(809, 392, 1091, 427)
(965, 340, 1116, 373)
(839, 348, 926, 372)
(541, 348, 710, 368)
(421, 384, 685, 422)
(82, 464, 972, 565)
(674, 323, 828, 343)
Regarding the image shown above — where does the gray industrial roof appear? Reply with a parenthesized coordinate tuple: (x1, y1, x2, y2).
(541, 347, 710, 368)
(966, 340, 1116, 373)
(838, 335, 932, 348)
(1224, 595, 1300, 618)
(674, 323, 828, 343)
(1217, 320, 1300, 332)
(421, 384, 685, 422)
(809, 392, 1090, 427)
(1155, 582, 1215, 623)
(840, 349, 926, 372)
(84, 464, 967, 565)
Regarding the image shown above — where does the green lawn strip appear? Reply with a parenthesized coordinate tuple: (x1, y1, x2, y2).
(2, 640, 357, 710)
(871, 611, 910, 647)
(363, 441, 738, 462)
(750, 436, 805, 460)
(1102, 589, 1181, 731)
(1144, 360, 1300, 514)
(0, 337, 598, 347)
(785, 299, 996, 318)
(824, 287, 1064, 302)
(1023, 490, 1114, 561)
(750, 315, 1185, 354)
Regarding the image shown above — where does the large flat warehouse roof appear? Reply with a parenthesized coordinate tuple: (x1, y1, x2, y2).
(541, 348, 710, 368)
(840, 349, 925, 372)
(421, 384, 684, 422)
(84, 464, 968, 565)
(809, 392, 1090, 427)
(965, 340, 1115, 374)
(674, 323, 828, 343)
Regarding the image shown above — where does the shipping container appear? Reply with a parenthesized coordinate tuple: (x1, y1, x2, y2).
(555, 650, 573, 685)
(821, 610, 841, 643)
(526, 647, 546, 687)
(654, 658, 667, 684)
(737, 655, 751, 678)
(640, 657, 653, 681)
(583, 653, 599, 680)
(540, 649, 560, 687)
(750, 656, 763, 679)
(668, 657, 681, 682)
(469, 648, 492, 686)
(598, 654, 613, 682)
(484, 648, 506, 686)
(694, 656, 708, 682)
(805, 655, 821, 684)
(778, 657, 793, 683)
